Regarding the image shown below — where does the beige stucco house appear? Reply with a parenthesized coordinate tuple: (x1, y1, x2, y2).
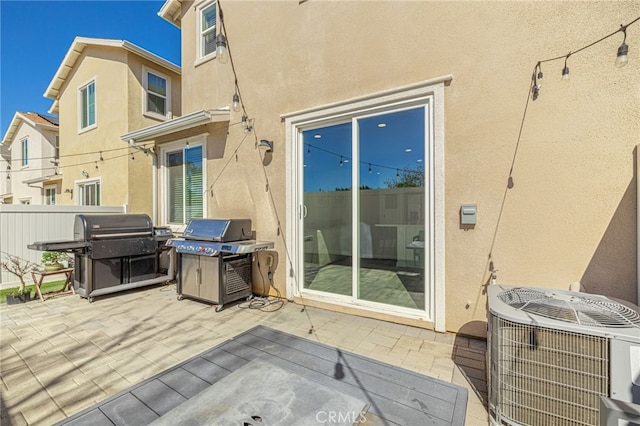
(43, 37, 181, 216)
(124, 1, 639, 338)
(0, 112, 60, 205)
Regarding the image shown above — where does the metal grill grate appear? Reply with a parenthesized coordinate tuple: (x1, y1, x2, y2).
(489, 315, 609, 426)
(225, 257, 251, 295)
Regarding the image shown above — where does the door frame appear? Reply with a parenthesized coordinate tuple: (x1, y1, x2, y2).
(283, 76, 449, 331)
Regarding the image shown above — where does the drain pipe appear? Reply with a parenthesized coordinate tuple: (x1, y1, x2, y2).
(637, 144, 639, 306)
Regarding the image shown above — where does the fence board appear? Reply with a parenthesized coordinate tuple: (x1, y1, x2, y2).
(0, 205, 125, 288)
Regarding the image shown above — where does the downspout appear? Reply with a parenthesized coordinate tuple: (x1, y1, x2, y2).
(637, 144, 639, 306)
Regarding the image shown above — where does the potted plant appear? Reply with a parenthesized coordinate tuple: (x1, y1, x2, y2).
(1, 253, 36, 304)
(41, 251, 68, 271)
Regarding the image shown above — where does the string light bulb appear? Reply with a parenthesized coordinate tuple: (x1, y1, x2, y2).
(616, 26, 629, 68)
(368, 163, 372, 174)
(216, 33, 229, 64)
(232, 93, 240, 112)
(561, 54, 571, 81)
(339, 156, 344, 166)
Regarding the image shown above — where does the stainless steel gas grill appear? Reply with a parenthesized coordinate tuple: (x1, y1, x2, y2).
(28, 214, 175, 302)
(166, 219, 274, 311)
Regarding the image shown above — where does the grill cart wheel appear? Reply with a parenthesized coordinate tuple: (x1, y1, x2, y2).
(177, 294, 184, 301)
(215, 305, 224, 312)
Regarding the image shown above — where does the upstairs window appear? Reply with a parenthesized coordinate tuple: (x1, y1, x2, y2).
(143, 67, 171, 119)
(21, 137, 28, 166)
(55, 136, 60, 160)
(198, 1, 217, 60)
(79, 80, 96, 131)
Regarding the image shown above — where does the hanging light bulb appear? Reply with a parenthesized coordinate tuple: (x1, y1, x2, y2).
(99, 151, 104, 161)
(95, 161, 99, 170)
(232, 93, 240, 112)
(396, 169, 400, 178)
(562, 54, 570, 81)
(368, 163, 372, 174)
(536, 63, 543, 80)
(616, 26, 629, 68)
(307, 145, 311, 155)
(215, 33, 229, 64)
(339, 156, 344, 167)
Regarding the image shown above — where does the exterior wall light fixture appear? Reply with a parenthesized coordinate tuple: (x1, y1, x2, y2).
(258, 140, 273, 153)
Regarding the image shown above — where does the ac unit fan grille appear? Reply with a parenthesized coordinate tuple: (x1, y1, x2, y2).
(498, 288, 640, 328)
(489, 315, 609, 426)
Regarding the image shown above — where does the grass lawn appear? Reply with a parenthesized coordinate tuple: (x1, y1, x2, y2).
(1, 280, 67, 304)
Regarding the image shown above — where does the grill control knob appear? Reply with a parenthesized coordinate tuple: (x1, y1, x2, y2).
(199, 247, 206, 252)
(205, 248, 214, 253)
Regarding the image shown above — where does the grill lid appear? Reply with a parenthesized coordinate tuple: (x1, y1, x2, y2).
(183, 219, 252, 242)
(74, 214, 153, 241)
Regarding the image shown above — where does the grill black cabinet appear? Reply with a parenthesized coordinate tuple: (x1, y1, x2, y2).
(28, 214, 175, 302)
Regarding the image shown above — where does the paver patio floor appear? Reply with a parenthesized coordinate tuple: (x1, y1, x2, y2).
(0, 283, 488, 425)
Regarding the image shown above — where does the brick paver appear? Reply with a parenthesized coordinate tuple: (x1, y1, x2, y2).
(0, 284, 488, 425)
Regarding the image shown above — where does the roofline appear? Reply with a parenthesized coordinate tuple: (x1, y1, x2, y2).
(121, 109, 230, 143)
(43, 36, 181, 101)
(158, 0, 182, 28)
(23, 174, 63, 185)
(1, 112, 59, 146)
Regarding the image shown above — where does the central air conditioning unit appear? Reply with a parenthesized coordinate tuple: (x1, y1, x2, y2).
(487, 285, 640, 426)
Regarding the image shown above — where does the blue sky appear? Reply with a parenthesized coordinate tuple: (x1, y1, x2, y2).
(0, 0, 181, 139)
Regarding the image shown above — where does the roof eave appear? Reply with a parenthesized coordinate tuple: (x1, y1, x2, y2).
(121, 109, 230, 143)
(158, 0, 182, 28)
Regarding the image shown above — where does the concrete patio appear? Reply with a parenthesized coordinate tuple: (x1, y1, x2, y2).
(0, 283, 488, 425)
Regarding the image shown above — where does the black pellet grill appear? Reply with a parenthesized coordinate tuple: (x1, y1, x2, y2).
(28, 214, 175, 302)
(166, 219, 274, 312)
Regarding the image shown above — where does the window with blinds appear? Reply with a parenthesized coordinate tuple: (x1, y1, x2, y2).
(167, 146, 203, 225)
(79, 80, 96, 130)
(200, 2, 217, 59)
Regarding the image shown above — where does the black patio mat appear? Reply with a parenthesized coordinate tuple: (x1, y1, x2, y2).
(57, 325, 468, 425)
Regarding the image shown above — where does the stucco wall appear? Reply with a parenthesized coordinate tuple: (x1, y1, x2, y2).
(56, 44, 181, 218)
(175, 1, 639, 336)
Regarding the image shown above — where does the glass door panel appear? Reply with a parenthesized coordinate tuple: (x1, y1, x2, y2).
(302, 122, 353, 296)
(357, 108, 426, 310)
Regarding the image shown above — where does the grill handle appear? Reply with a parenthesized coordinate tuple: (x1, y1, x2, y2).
(91, 231, 153, 239)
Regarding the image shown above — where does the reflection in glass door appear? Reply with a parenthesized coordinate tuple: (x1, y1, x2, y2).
(302, 122, 353, 296)
(357, 108, 426, 310)
(301, 107, 427, 311)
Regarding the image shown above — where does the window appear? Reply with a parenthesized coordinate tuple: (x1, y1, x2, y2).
(198, 1, 217, 60)
(44, 186, 56, 205)
(162, 141, 204, 226)
(55, 136, 60, 160)
(143, 67, 171, 119)
(79, 80, 96, 130)
(77, 180, 100, 206)
(21, 138, 28, 166)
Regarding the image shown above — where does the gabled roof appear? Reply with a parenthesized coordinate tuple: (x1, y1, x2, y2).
(158, 0, 183, 28)
(43, 36, 181, 113)
(1, 111, 59, 146)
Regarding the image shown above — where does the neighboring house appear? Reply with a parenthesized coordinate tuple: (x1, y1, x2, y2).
(123, 1, 639, 337)
(0, 112, 60, 205)
(0, 143, 11, 203)
(43, 37, 181, 216)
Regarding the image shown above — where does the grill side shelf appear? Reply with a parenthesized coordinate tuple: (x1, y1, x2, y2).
(28, 240, 88, 253)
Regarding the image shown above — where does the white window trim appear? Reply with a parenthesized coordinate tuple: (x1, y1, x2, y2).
(44, 184, 57, 205)
(142, 66, 172, 121)
(20, 137, 29, 168)
(195, 0, 217, 66)
(78, 77, 97, 134)
(284, 76, 449, 331)
(74, 177, 102, 206)
(158, 134, 208, 232)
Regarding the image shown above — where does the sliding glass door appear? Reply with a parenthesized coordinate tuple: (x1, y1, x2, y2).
(301, 107, 428, 311)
